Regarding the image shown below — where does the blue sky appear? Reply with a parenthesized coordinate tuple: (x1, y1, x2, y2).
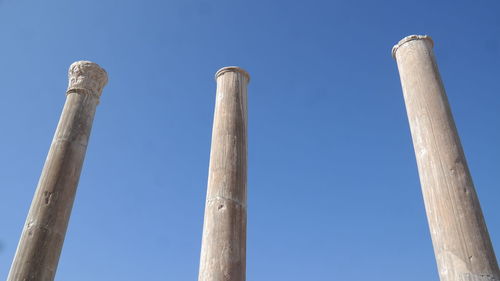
(1, 0, 499, 280)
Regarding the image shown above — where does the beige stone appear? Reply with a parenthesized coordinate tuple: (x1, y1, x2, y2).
(393, 35, 500, 281)
(7, 61, 108, 281)
(198, 67, 249, 281)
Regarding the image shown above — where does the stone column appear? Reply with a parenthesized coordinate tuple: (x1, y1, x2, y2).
(393, 35, 500, 281)
(7, 61, 108, 281)
(198, 67, 249, 281)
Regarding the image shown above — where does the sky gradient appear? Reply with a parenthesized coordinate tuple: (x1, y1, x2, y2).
(1, 0, 499, 280)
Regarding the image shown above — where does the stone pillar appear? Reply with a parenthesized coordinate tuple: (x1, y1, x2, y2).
(198, 67, 249, 281)
(7, 61, 108, 281)
(393, 35, 500, 281)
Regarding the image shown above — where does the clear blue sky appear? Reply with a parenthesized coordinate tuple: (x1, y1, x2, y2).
(1, 0, 499, 280)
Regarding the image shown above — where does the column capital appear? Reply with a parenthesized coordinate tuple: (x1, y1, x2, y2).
(392, 35, 434, 59)
(67, 61, 108, 98)
(215, 66, 250, 83)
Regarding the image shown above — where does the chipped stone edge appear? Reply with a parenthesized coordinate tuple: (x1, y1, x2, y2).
(215, 66, 250, 83)
(392, 35, 434, 59)
(67, 61, 108, 98)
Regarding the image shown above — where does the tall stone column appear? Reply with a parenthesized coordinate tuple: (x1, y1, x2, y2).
(393, 35, 500, 281)
(7, 61, 108, 281)
(198, 67, 249, 281)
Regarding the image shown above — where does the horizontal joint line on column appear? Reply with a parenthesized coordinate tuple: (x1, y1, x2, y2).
(207, 196, 246, 207)
(66, 89, 100, 100)
(25, 223, 64, 236)
(53, 138, 88, 148)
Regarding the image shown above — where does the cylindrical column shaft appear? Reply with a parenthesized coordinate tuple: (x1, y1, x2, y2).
(7, 61, 108, 281)
(393, 35, 500, 281)
(198, 67, 249, 281)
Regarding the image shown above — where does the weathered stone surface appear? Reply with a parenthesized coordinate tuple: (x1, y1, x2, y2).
(393, 35, 500, 281)
(198, 67, 249, 281)
(7, 61, 108, 281)
(67, 61, 108, 98)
